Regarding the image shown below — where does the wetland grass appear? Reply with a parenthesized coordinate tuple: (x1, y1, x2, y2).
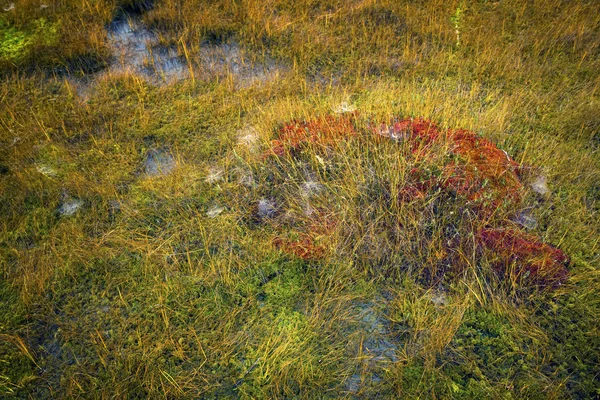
(1, 0, 598, 398)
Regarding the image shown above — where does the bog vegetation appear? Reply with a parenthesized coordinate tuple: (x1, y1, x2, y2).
(0, 0, 598, 398)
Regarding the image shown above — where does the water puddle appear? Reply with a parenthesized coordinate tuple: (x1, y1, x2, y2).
(143, 148, 176, 177)
(345, 299, 401, 395)
(531, 174, 549, 195)
(514, 209, 538, 230)
(257, 198, 277, 219)
(107, 16, 188, 84)
(207, 205, 225, 218)
(57, 198, 83, 217)
(199, 41, 287, 87)
(30, 322, 68, 397)
(61, 4, 291, 104)
(67, 13, 188, 99)
(66, 8, 288, 100)
(354, 302, 399, 363)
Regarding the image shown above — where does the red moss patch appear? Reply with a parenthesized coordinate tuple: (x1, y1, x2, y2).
(265, 115, 569, 287)
(381, 119, 523, 212)
(398, 167, 439, 202)
(273, 215, 336, 261)
(273, 232, 328, 261)
(266, 115, 358, 157)
(442, 129, 523, 212)
(479, 228, 569, 286)
(374, 117, 442, 149)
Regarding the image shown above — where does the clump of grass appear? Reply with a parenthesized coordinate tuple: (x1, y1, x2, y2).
(260, 114, 570, 289)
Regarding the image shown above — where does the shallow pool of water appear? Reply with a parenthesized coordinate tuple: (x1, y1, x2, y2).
(107, 16, 188, 84)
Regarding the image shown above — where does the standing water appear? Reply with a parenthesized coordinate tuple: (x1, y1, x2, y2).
(66, 7, 288, 99)
(106, 15, 188, 84)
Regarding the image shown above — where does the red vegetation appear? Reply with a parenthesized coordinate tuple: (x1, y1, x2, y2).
(267, 115, 358, 157)
(479, 228, 569, 286)
(398, 167, 438, 201)
(266, 115, 569, 287)
(273, 232, 328, 261)
(387, 119, 524, 212)
(442, 129, 523, 212)
(375, 117, 442, 148)
(273, 215, 336, 261)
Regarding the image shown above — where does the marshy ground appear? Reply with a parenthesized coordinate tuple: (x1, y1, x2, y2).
(0, 0, 599, 398)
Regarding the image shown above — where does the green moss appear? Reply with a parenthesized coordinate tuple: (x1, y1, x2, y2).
(0, 18, 59, 63)
(445, 309, 528, 397)
(531, 275, 600, 399)
(0, 22, 30, 62)
(0, 282, 38, 396)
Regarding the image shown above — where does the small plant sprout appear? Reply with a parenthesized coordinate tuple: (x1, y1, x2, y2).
(450, 4, 464, 47)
